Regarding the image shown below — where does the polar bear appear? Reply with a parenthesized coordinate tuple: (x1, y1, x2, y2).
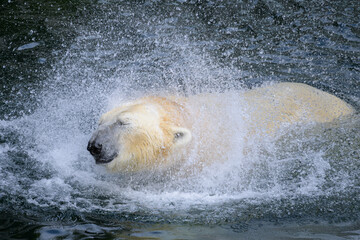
(87, 82, 354, 172)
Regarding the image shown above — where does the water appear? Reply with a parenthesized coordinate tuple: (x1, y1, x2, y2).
(1, 0, 360, 239)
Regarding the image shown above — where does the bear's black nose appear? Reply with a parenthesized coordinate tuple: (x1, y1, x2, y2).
(87, 141, 102, 156)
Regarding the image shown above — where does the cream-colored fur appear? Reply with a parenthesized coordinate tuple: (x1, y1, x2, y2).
(88, 82, 354, 172)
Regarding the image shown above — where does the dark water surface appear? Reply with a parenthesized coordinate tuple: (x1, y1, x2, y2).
(1, 0, 360, 239)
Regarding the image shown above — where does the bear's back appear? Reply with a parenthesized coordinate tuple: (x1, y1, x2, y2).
(241, 82, 354, 133)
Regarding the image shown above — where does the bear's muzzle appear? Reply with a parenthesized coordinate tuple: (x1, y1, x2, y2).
(87, 140, 117, 164)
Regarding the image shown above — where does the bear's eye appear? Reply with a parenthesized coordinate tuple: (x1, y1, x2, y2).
(117, 120, 127, 126)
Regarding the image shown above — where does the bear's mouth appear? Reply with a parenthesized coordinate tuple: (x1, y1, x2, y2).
(94, 153, 117, 165)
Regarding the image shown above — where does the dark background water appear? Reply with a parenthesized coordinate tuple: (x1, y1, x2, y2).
(1, 0, 360, 239)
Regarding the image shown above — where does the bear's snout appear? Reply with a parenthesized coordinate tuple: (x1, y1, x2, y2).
(87, 135, 118, 164)
(87, 141, 102, 156)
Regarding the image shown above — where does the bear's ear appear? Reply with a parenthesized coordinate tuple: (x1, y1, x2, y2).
(171, 127, 192, 148)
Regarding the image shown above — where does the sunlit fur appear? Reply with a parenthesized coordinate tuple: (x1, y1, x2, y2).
(241, 82, 355, 134)
(91, 82, 355, 173)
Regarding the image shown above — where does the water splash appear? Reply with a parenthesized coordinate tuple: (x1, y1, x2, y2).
(1, 0, 359, 229)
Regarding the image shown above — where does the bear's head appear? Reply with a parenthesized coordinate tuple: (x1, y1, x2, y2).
(87, 98, 192, 172)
